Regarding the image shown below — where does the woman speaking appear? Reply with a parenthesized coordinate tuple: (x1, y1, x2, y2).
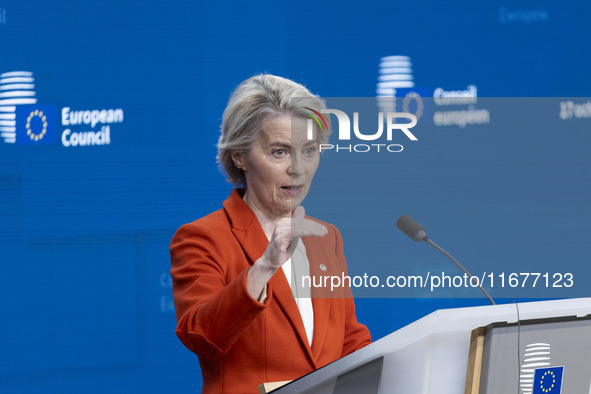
(170, 74, 371, 393)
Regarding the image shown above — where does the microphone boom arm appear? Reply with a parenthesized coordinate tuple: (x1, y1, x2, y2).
(425, 237, 496, 305)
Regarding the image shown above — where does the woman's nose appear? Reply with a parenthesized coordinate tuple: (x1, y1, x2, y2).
(288, 153, 304, 176)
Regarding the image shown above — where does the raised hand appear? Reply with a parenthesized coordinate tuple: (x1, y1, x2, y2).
(247, 206, 327, 300)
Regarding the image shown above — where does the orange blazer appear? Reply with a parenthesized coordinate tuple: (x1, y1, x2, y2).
(170, 189, 371, 393)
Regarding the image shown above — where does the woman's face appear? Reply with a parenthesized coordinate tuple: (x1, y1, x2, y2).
(235, 115, 320, 219)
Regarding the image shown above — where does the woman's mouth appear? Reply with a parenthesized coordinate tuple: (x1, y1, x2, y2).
(281, 184, 304, 196)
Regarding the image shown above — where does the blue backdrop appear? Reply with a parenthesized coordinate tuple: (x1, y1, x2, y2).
(1, 0, 590, 392)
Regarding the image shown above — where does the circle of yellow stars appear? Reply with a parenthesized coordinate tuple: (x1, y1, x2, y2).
(539, 370, 556, 392)
(26, 110, 48, 142)
(403, 93, 425, 120)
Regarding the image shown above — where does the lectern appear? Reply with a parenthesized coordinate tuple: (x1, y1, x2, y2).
(268, 298, 591, 394)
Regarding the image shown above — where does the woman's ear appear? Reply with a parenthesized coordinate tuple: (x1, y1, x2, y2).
(231, 152, 247, 172)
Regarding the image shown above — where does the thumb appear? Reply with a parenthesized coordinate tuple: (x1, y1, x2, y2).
(292, 205, 305, 219)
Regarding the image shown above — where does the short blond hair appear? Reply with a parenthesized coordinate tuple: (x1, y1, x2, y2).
(217, 74, 328, 186)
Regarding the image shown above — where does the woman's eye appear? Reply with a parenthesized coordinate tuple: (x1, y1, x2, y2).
(304, 146, 317, 155)
(273, 149, 286, 157)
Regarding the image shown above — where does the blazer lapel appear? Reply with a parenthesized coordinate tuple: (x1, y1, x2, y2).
(304, 236, 331, 360)
(269, 269, 317, 367)
(224, 189, 268, 265)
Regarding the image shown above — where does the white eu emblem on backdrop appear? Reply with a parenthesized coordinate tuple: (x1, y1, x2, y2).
(0, 71, 38, 144)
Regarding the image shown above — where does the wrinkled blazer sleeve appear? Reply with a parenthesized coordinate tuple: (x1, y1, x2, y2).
(170, 221, 272, 359)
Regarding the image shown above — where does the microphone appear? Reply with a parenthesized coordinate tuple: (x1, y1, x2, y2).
(396, 214, 427, 242)
(396, 214, 495, 305)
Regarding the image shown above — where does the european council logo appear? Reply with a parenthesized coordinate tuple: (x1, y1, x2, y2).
(532, 366, 564, 394)
(0, 70, 56, 145)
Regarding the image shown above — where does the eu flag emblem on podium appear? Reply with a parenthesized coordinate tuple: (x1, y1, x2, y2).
(15, 105, 56, 144)
(533, 366, 564, 394)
